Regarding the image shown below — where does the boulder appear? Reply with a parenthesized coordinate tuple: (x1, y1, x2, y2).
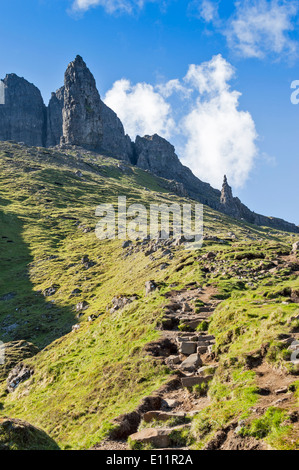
(0, 418, 60, 450)
(292, 241, 299, 253)
(76, 301, 89, 312)
(7, 363, 34, 392)
(0, 340, 39, 381)
(145, 280, 158, 296)
(129, 428, 171, 449)
(61, 55, 132, 161)
(180, 354, 202, 372)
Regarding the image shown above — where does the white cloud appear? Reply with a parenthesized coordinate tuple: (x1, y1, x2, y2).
(72, 0, 148, 14)
(104, 55, 258, 189)
(184, 56, 234, 94)
(104, 79, 175, 138)
(189, 0, 219, 23)
(182, 56, 258, 188)
(156, 79, 191, 99)
(226, 0, 299, 59)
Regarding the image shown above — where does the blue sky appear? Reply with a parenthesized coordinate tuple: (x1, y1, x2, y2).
(0, 0, 298, 224)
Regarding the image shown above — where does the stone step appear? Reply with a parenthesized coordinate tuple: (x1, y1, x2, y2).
(178, 341, 197, 355)
(129, 425, 190, 449)
(181, 375, 213, 388)
(198, 335, 215, 342)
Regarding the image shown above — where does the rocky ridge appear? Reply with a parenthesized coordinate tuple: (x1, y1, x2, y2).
(0, 56, 298, 233)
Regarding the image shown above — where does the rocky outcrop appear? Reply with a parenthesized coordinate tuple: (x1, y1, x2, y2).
(0, 74, 46, 146)
(61, 55, 103, 149)
(135, 134, 220, 207)
(220, 175, 299, 233)
(135, 137, 299, 233)
(0, 340, 39, 381)
(46, 86, 64, 147)
(0, 418, 60, 450)
(101, 100, 133, 162)
(6, 363, 34, 393)
(61, 55, 132, 161)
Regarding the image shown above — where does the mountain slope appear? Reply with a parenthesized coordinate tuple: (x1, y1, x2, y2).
(0, 141, 298, 450)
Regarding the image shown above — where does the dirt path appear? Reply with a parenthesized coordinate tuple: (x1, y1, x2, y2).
(94, 275, 299, 451)
(95, 283, 221, 450)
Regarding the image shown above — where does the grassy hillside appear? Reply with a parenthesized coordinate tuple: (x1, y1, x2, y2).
(0, 142, 298, 450)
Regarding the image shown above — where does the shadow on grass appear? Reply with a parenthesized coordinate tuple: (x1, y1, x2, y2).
(0, 206, 75, 349)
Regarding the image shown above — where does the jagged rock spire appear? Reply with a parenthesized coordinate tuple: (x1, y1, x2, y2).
(61, 55, 103, 148)
(60, 55, 132, 160)
(220, 175, 234, 205)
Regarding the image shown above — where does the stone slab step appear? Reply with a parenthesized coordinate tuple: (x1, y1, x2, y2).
(129, 425, 190, 449)
(181, 375, 213, 388)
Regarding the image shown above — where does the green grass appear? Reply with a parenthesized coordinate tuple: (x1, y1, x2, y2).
(0, 141, 298, 450)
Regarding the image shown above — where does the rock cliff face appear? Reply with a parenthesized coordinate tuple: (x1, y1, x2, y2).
(100, 100, 133, 162)
(0, 74, 46, 146)
(135, 134, 220, 208)
(60, 56, 132, 161)
(0, 58, 297, 233)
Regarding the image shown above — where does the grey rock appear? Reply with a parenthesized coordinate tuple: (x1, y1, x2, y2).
(101, 100, 133, 161)
(61, 55, 103, 149)
(220, 175, 299, 234)
(181, 375, 213, 388)
(0, 292, 16, 302)
(135, 134, 219, 207)
(76, 301, 89, 312)
(7, 363, 34, 392)
(179, 341, 197, 355)
(0, 74, 46, 146)
(162, 398, 181, 409)
(61, 56, 132, 161)
(111, 295, 135, 311)
(292, 241, 299, 252)
(167, 355, 181, 365)
(129, 428, 171, 449)
(43, 286, 58, 297)
(145, 280, 158, 296)
(46, 86, 64, 147)
(0, 58, 298, 234)
(180, 353, 202, 372)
